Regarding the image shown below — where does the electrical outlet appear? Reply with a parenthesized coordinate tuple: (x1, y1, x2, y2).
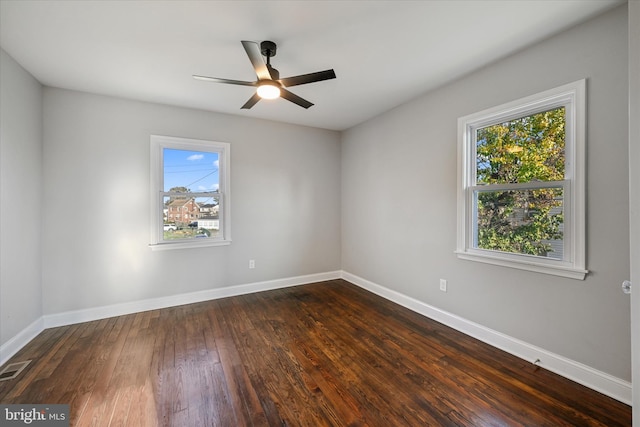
(439, 279, 447, 292)
(249, 259, 255, 269)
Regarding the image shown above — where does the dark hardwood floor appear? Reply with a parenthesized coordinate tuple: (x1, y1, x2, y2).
(0, 279, 631, 426)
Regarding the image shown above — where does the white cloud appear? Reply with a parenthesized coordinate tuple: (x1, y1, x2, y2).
(188, 154, 204, 161)
(198, 183, 219, 191)
(213, 159, 219, 168)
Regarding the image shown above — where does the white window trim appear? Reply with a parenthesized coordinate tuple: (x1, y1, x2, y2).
(149, 135, 231, 250)
(456, 79, 587, 280)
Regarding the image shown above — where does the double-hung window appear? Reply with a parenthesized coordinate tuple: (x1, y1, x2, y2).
(150, 135, 231, 250)
(456, 80, 587, 279)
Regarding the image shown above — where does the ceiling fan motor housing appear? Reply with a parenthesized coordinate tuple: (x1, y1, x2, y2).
(260, 40, 277, 58)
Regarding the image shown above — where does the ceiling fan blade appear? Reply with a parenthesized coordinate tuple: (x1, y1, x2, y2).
(280, 88, 314, 109)
(279, 69, 336, 88)
(193, 75, 256, 86)
(241, 41, 275, 81)
(241, 92, 261, 109)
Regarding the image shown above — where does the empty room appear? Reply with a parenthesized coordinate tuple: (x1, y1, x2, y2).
(1, 1, 638, 426)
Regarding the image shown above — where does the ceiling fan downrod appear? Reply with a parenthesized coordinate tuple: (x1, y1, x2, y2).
(261, 41, 279, 80)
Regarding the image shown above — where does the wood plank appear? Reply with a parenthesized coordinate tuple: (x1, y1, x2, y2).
(73, 314, 135, 426)
(208, 299, 269, 426)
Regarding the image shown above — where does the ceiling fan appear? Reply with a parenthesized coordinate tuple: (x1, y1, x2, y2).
(193, 40, 336, 109)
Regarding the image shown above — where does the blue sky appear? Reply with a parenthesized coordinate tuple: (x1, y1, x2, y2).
(163, 148, 219, 193)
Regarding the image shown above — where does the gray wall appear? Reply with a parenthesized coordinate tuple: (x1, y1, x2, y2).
(341, 5, 631, 380)
(41, 88, 341, 314)
(0, 49, 43, 346)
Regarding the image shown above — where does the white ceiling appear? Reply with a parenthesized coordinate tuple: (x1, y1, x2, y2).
(0, 0, 623, 131)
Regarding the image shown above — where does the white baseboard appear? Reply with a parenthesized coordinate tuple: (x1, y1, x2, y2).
(340, 271, 632, 405)
(1, 270, 340, 366)
(43, 271, 341, 329)
(0, 317, 44, 367)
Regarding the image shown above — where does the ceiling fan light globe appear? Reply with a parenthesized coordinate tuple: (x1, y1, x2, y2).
(257, 83, 281, 100)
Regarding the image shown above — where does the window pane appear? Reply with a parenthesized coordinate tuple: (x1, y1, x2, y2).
(163, 195, 220, 241)
(476, 107, 565, 185)
(474, 188, 564, 259)
(163, 148, 219, 193)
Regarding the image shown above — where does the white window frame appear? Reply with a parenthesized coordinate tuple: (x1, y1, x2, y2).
(149, 135, 231, 250)
(456, 80, 587, 280)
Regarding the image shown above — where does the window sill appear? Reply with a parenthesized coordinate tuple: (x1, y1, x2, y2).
(149, 239, 231, 251)
(455, 250, 588, 280)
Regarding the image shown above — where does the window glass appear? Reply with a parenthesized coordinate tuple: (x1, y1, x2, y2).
(163, 149, 219, 192)
(475, 187, 564, 258)
(476, 107, 565, 185)
(472, 108, 566, 259)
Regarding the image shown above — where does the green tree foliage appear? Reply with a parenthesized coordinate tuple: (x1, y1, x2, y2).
(163, 186, 191, 207)
(169, 186, 190, 193)
(475, 108, 565, 257)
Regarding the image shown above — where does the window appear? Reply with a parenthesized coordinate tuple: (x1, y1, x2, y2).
(456, 80, 586, 279)
(150, 135, 231, 250)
